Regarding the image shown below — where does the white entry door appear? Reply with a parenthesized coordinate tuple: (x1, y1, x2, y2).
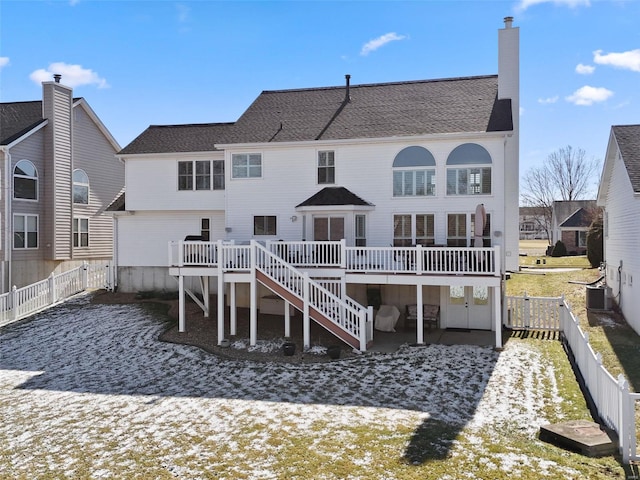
(447, 286, 492, 330)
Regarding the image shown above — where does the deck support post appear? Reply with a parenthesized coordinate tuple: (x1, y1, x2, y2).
(303, 272, 310, 349)
(416, 284, 424, 345)
(250, 243, 258, 346)
(178, 274, 185, 332)
(202, 276, 210, 317)
(217, 271, 224, 344)
(494, 286, 502, 348)
(230, 281, 237, 336)
(284, 301, 291, 337)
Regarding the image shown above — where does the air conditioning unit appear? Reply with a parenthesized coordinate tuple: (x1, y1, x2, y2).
(586, 285, 611, 311)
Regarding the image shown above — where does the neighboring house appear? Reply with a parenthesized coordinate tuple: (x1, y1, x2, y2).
(597, 124, 640, 336)
(551, 200, 598, 255)
(112, 18, 519, 350)
(0, 76, 124, 291)
(519, 206, 548, 240)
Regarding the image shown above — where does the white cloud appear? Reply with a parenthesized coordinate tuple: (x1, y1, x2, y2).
(360, 32, 406, 56)
(29, 62, 109, 89)
(0, 57, 9, 69)
(538, 96, 559, 104)
(516, 0, 589, 11)
(575, 63, 595, 75)
(176, 3, 190, 23)
(593, 49, 640, 73)
(565, 85, 613, 106)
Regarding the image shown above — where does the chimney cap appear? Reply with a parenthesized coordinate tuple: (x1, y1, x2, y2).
(503, 16, 514, 28)
(53, 74, 62, 83)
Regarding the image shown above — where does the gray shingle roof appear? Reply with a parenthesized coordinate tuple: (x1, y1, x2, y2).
(559, 207, 596, 228)
(228, 75, 511, 143)
(612, 124, 640, 193)
(296, 186, 374, 208)
(118, 123, 235, 155)
(119, 75, 513, 154)
(0, 101, 46, 145)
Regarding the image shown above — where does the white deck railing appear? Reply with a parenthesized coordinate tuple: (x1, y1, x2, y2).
(0, 262, 111, 328)
(169, 240, 501, 276)
(505, 294, 639, 464)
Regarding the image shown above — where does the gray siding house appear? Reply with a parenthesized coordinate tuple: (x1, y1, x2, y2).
(0, 77, 124, 291)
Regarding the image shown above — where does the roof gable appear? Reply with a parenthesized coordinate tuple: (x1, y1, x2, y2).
(613, 124, 640, 193)
(559, 207, 596, 228)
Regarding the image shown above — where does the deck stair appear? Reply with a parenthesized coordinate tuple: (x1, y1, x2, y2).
(253, 242, 372, 351)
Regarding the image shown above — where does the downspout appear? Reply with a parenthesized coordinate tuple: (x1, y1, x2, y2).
(1, 146, 12, 293)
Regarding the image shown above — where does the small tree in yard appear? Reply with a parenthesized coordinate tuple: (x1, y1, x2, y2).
(587, 213, 604, 268)
(521, 146, 600, 243)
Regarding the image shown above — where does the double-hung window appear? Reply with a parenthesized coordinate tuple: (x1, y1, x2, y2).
(317, 151, 335, 184)
(254, 216, 276, 235)
(392, 146, 436, 197)
(73, 218, 89, 247)
(232, 153, 262, 178)
(446, 143, 492, 196)
(178, 160, 225, 190)
(14, 214, 38, 249)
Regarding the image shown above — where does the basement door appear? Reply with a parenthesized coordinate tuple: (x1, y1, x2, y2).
(446, 286, 492, 330)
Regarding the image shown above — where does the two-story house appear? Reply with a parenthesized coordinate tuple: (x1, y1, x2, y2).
(597, 124, 640, 335)
(0, 76, 124, 291)
(113, 18, 519, 351)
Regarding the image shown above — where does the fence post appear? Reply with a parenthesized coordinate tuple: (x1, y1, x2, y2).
(49, 273, 56, 305)
(11, 286, 18, 321)
(524, 292, 530, 328)
(618, 374, 629, 462)
(81, 261, 88, 291)
(340, 239, 346, 269)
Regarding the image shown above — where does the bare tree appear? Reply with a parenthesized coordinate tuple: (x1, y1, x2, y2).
(521, 146, 600, 243)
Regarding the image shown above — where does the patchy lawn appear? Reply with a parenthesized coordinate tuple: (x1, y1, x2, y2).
(0, 294, 627, 479)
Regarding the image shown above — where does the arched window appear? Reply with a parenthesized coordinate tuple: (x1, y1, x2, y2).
(446, 143, 492, 195)
(392, 146, 436, 197)
(73, 169, 90, 204)
(14, 160, 38, 200)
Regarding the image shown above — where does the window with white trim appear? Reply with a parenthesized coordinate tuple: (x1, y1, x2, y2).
(14, 160, 38, 200)
(318, 151, 335, 184)
(14, 214, 38, 249)
(254, 215, 276, 235)
(355, 214, 366, 247)
(393, 213, 434, 246)
(73, 169, 90, 204)
(232, 153, 262, 178)
(446, 143, 492, 195)
(392, 146, 436, 197)
(201, 218, 210, 241)
(73, 218, 89, 247)
(178, 160, 225, 190)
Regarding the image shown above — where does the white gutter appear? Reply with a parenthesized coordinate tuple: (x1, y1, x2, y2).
(215, 130, 511, 150)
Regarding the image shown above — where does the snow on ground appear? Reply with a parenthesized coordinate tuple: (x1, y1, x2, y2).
(0, 294, 566, 478)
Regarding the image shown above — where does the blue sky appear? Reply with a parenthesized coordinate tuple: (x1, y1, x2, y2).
(1, 0, 639, 196)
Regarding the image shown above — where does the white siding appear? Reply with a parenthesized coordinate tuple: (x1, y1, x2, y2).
(223, 137, 509, 253)
(602, 146, 640, 334)
(125, 154, 225, 211)
(116, 211, 225, 266)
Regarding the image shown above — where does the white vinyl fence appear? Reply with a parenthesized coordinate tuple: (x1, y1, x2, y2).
(505, 294, 639, 464)
(0, 262, 112, 328)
